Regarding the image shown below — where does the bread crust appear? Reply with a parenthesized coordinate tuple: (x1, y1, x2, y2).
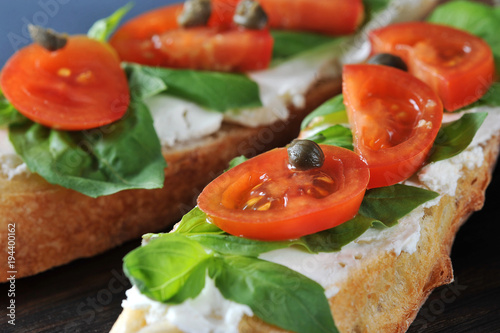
(0, 77, 341, 282)
(110, 133, 500, 333)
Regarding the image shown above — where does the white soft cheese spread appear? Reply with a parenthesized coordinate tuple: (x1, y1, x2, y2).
(261, 206, 424, 299)
(144, 95, 224, 147)
(222, 81, 291, 128)
(122, 277, 252, 333)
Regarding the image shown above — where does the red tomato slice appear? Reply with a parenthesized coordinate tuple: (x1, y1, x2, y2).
(0, 36, 129, 131)
(109, 3, 273, 72)
(259, 0, 364, 35)
(197, 145, 370, 241)
(369, 22, 495, 111)
(343, 64, 443, 189)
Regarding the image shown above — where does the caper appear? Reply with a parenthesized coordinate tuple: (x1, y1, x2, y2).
(28, 25, 67, 52)
(287, 140, 325, 171)
(233, 0, 268, 30)
(367, 53, 408, 71)
(178, 0, 212, 28)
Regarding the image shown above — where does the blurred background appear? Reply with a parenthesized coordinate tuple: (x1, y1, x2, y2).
(0, 0, 178, 67)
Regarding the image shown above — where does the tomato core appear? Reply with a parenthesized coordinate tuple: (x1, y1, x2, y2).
(229, 169, 337, 212)
(359, 96, 422, 151)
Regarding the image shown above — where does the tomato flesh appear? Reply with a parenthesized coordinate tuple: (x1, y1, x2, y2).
(0, 36, 129, 130)
(198, 145, 370, 241)
(343, 64, 443, 189)
(109, 3, 273, 72)
(369, 22, 495, 111)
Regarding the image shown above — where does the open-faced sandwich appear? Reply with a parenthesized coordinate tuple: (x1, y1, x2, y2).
(0, 0, 438, 281)
(110, 1, 500, 332)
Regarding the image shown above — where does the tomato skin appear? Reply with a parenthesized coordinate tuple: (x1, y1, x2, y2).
(258, 0, 364, 35)
(369, 22, 495, 111)
(109, 3, 273, 72)
(343, 64, 443, 189)
(197, 145, 370, 241)
(0, 36, 129, 131)
(149, 27, 273, 72)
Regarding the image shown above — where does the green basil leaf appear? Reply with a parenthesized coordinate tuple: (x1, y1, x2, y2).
(457, 82, 500, 110)
(226, 155, 249, 171)
(306, 125, 353, 150)
(295, 184, 437, 252)
(87, 3, 133, 42)
(0, 88, 26, 127)
(428, 112, 487, 163)
(124, 63, 262, 111)
(358, 184, 439, 227)
(210, 256, 338, 333)
(427, 0, 500, 77)
(299, 214, 378, 253)
(174, 207, 225, 235)
(301, 95, 347, 130)
(363, 0, 393, 19)
(9, 100, 166, 198)
(166, 207, 298, 256)
(124, 235, 211, 304)
(271, 30, 339, 62)
(125, 64, 168, 100)
(190, 234, 300, 257)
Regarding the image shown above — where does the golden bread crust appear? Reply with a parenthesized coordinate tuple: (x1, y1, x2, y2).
(109, 134, 500, 333)
(0, 78, 341, 282)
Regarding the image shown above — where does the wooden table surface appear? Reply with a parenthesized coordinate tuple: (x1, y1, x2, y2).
(1, 1, 499, 332)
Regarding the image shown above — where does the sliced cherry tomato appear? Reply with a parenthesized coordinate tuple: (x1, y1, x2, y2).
(369, 22, 495, 111)
(258, 0, 364, 35)
(343, 64, 443, 189)
(109, 3, 273, 72)
(0, 36, 129, 131)
(197, 145, 369, 241)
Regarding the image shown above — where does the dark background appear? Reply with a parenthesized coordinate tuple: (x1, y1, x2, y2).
(1, 1, 499, 332)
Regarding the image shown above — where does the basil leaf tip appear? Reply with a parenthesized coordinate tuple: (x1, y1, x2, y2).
(87, 3, 133, 42)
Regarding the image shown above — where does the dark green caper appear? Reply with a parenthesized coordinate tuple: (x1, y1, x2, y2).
(28, 25, 67, 51)
(367, 53, 408, 71)
(287, 139, 325, 171)
(233, 0, 268, 30)
(178, 0, 212, 28)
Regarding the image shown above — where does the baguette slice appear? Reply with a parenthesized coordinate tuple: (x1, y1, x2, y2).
(110, 112, 500, 333)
